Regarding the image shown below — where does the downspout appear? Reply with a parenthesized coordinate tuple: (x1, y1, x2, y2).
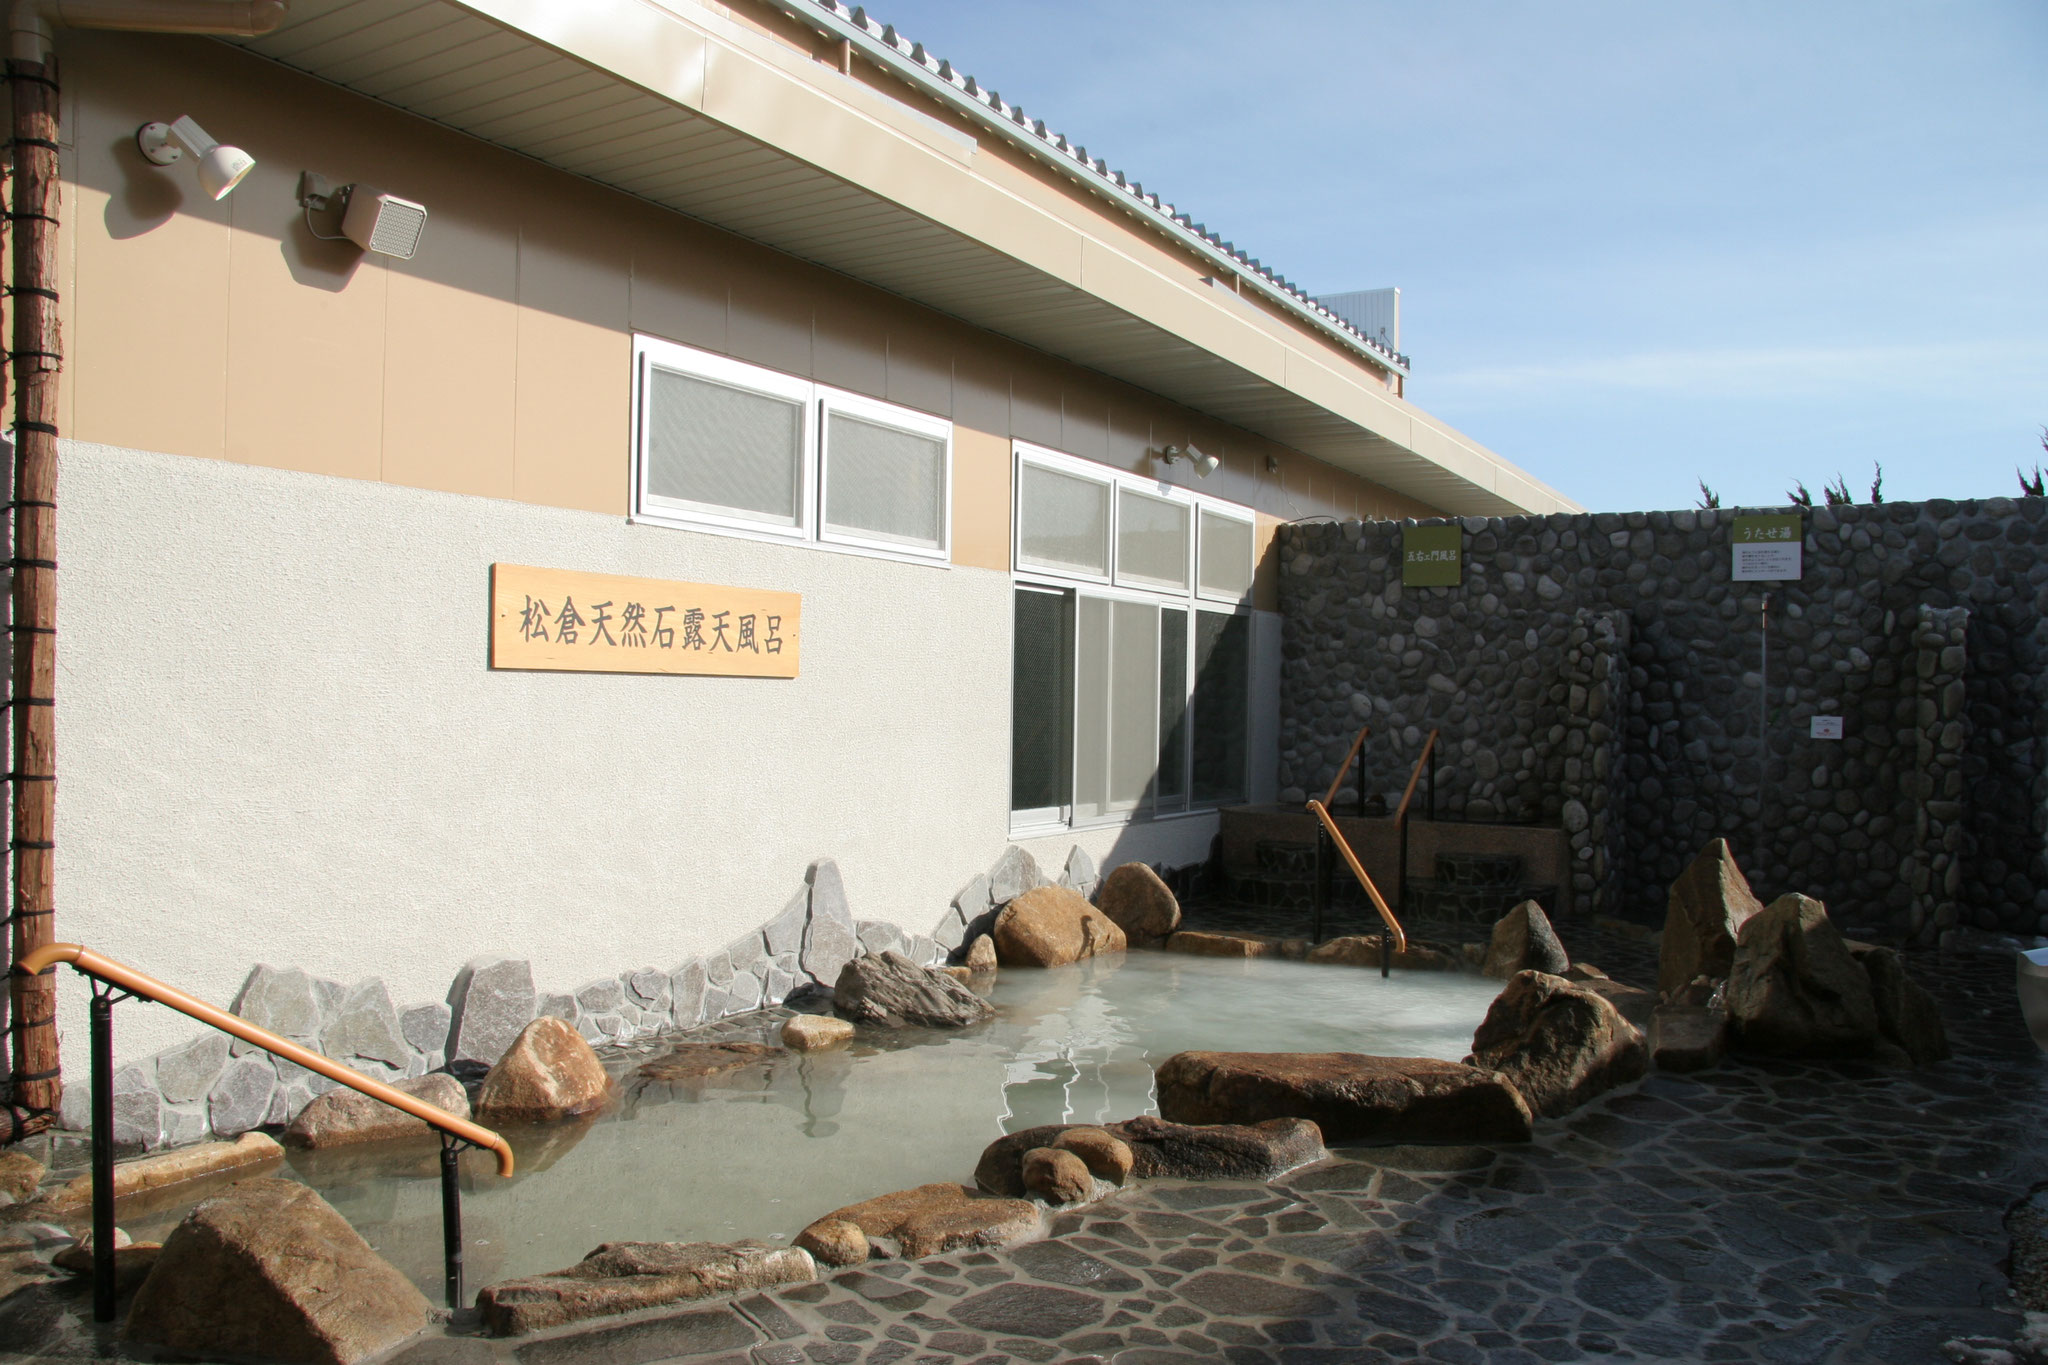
(3, 0, 285, 1136)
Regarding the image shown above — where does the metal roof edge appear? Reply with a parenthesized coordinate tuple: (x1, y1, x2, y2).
(756, 0, 1412, 380)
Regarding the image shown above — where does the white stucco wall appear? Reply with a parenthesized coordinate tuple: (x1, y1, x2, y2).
(53, 442, 1027, 1070)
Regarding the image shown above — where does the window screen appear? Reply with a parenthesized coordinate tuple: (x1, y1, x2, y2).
(1011, 589, 1071, 814)
(825, 412, 945, 549)
(1157, 607, 1187, 806)
(1018, 464, 1111, 577)
(1192, 610, 1250, 804)
(645, 367, 803, 526)
(1108, 601, 1160, 810)
(1073, 596, 1112, 819)
(1198, 510, 1255, 600)
(1118, 489, 1190, 590)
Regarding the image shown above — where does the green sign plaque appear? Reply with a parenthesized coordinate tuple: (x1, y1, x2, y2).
(1402, 524, 1462, 587)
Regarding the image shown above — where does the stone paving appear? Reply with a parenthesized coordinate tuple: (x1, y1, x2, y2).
(4, 912, 2044, 1364)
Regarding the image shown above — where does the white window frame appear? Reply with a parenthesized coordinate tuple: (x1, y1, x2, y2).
(630, 336, 952, 568)
(816, 385, 953, 563)
(1008, 442, 1255, 834)
(633, 338, 816, 543)
(1114, 485, 1193, 593)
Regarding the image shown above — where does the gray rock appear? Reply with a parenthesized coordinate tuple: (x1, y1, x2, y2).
(802, 859, 859, 984)
(705, 952, 734, 987)
(538, 992, 578, 1024)
(988, 847, 1045, 904)
(114, 1064, 164, 1149)
(726, 971, 764, 1013)
(448, 957, 537, 1068)
(575, 978, 625, 1014)
(763, 889, 809, 957)
(834, 951, 995, 1028)
(906, 934, 941, 967)
(1060, 846, 1098, 894)
(857, 920, 908, 958)
(671, 960, 709, 1028)
(155, 1033, 230, 1106)
(763, 963, 796, 1005)
(627, 969, 668, 1007)
(727, 935, 767, 978)
(400, 1003, 452, 1057)
(161, 1102, 210, 1148)
(952, 873, 991, 919)
(931, 906, 969, 953)
(230, 965, 323, 1054)
(699, 987, 734, 1021)
(208, 1056, 279, 1138)
(322, 979, 409, 1071)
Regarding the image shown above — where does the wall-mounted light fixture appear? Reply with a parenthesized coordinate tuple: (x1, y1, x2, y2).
(1157, 444, 1221, 478)
(135, 116, 254, 200)
(298, 172, 429, 260)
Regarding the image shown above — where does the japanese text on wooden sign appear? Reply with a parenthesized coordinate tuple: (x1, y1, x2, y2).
(490, 564, 801, 678)
(1731, 514, 1803, 582)
(1402, 524, 1463, 587)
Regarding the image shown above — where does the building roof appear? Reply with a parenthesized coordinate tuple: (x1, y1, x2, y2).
(220, 0, 1580, 517)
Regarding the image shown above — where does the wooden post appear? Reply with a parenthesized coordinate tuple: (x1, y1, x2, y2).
(7, 53, 62, 1119)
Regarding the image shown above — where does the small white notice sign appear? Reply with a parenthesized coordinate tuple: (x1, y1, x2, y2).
(1731, 514, 1804, 582)
(1810, 715, 1844, 740)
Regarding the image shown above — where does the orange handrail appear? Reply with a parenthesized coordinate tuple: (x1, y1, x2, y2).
(1321, 724, 1371, 810)
(1305, 800, 1407, 953)
(1393, 728, 1440, 824)
(19, 942, 513, 1177)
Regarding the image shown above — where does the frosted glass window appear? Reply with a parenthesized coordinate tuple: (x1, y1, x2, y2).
(1117, 489, 1190, 590)
(1073, 597, 1111, 818)
(645, 367, 802, 526)
(1018, 464, 1111, 577)
(1198, 510, 1255, 600)
(1157, 607, 1187, 807)
(824, 412, 945, 549)
(1109, 601, 1160, 809)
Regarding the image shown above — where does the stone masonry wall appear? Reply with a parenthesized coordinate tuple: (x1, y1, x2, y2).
(1276, 497, 2048, 940)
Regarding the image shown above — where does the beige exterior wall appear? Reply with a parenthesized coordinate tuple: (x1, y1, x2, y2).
(57, 29, 1439, 597)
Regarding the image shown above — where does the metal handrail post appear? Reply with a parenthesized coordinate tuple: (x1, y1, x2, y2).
(440, 1136, 465, 1309)
(1313, 823, 1331, 945)
(89, 985, 117, 1322)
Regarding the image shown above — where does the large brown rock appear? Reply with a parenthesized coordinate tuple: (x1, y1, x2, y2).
(0, 1151, 45, 1203)
(993, 885, 1126, 967)
(1021, 1148, 1091, 1204)
(1156, 1052, 1532, 1144)
(30, 1132, 283, 1223)
(476, 1240, 814, 1336)
(1095, 863, 1181, 945)
(835, 951, 994, 1027)
(1659, 838, 1765, 997)
(800, 1183, 1041, 1264)
(1651, 1003, 1728, 1073)
(635, 1042, 781, 1082)
(123, 1178, 430, 1365)
(475, 1016, 612, 1124)
(1052, 1127, 1134, 1185)
(1726, 894, 1880, 1057)
(1306, 935, 1460, 972)
(1854, 944, 1950, 1066)
(283, 1074, 470, 1150)
(976, 1114, 1324, 1196)
(780, 1015, 855, 1051)
(1564, 964, 1656, 1033)
(1469, 971, 1647, 1118)
(1483, 902, 1570, 979)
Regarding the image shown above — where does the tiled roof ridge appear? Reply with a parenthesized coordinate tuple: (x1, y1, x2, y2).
(778, 0, 1412, 374)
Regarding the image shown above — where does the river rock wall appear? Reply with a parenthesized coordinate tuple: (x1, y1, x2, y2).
(1275, 498, 2048, 940)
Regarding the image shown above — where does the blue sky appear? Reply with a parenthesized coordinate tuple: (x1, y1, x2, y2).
(861, 1, 2047, 513)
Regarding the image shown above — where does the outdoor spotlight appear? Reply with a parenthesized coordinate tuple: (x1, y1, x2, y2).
(1158, 444, 1220, 478)
(136, 116, 254, 200)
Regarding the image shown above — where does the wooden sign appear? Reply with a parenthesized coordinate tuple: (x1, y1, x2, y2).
(490, 564, 800, 677)
(1732, 514, 1803, 582)
(1402, 524, 1462, 587)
